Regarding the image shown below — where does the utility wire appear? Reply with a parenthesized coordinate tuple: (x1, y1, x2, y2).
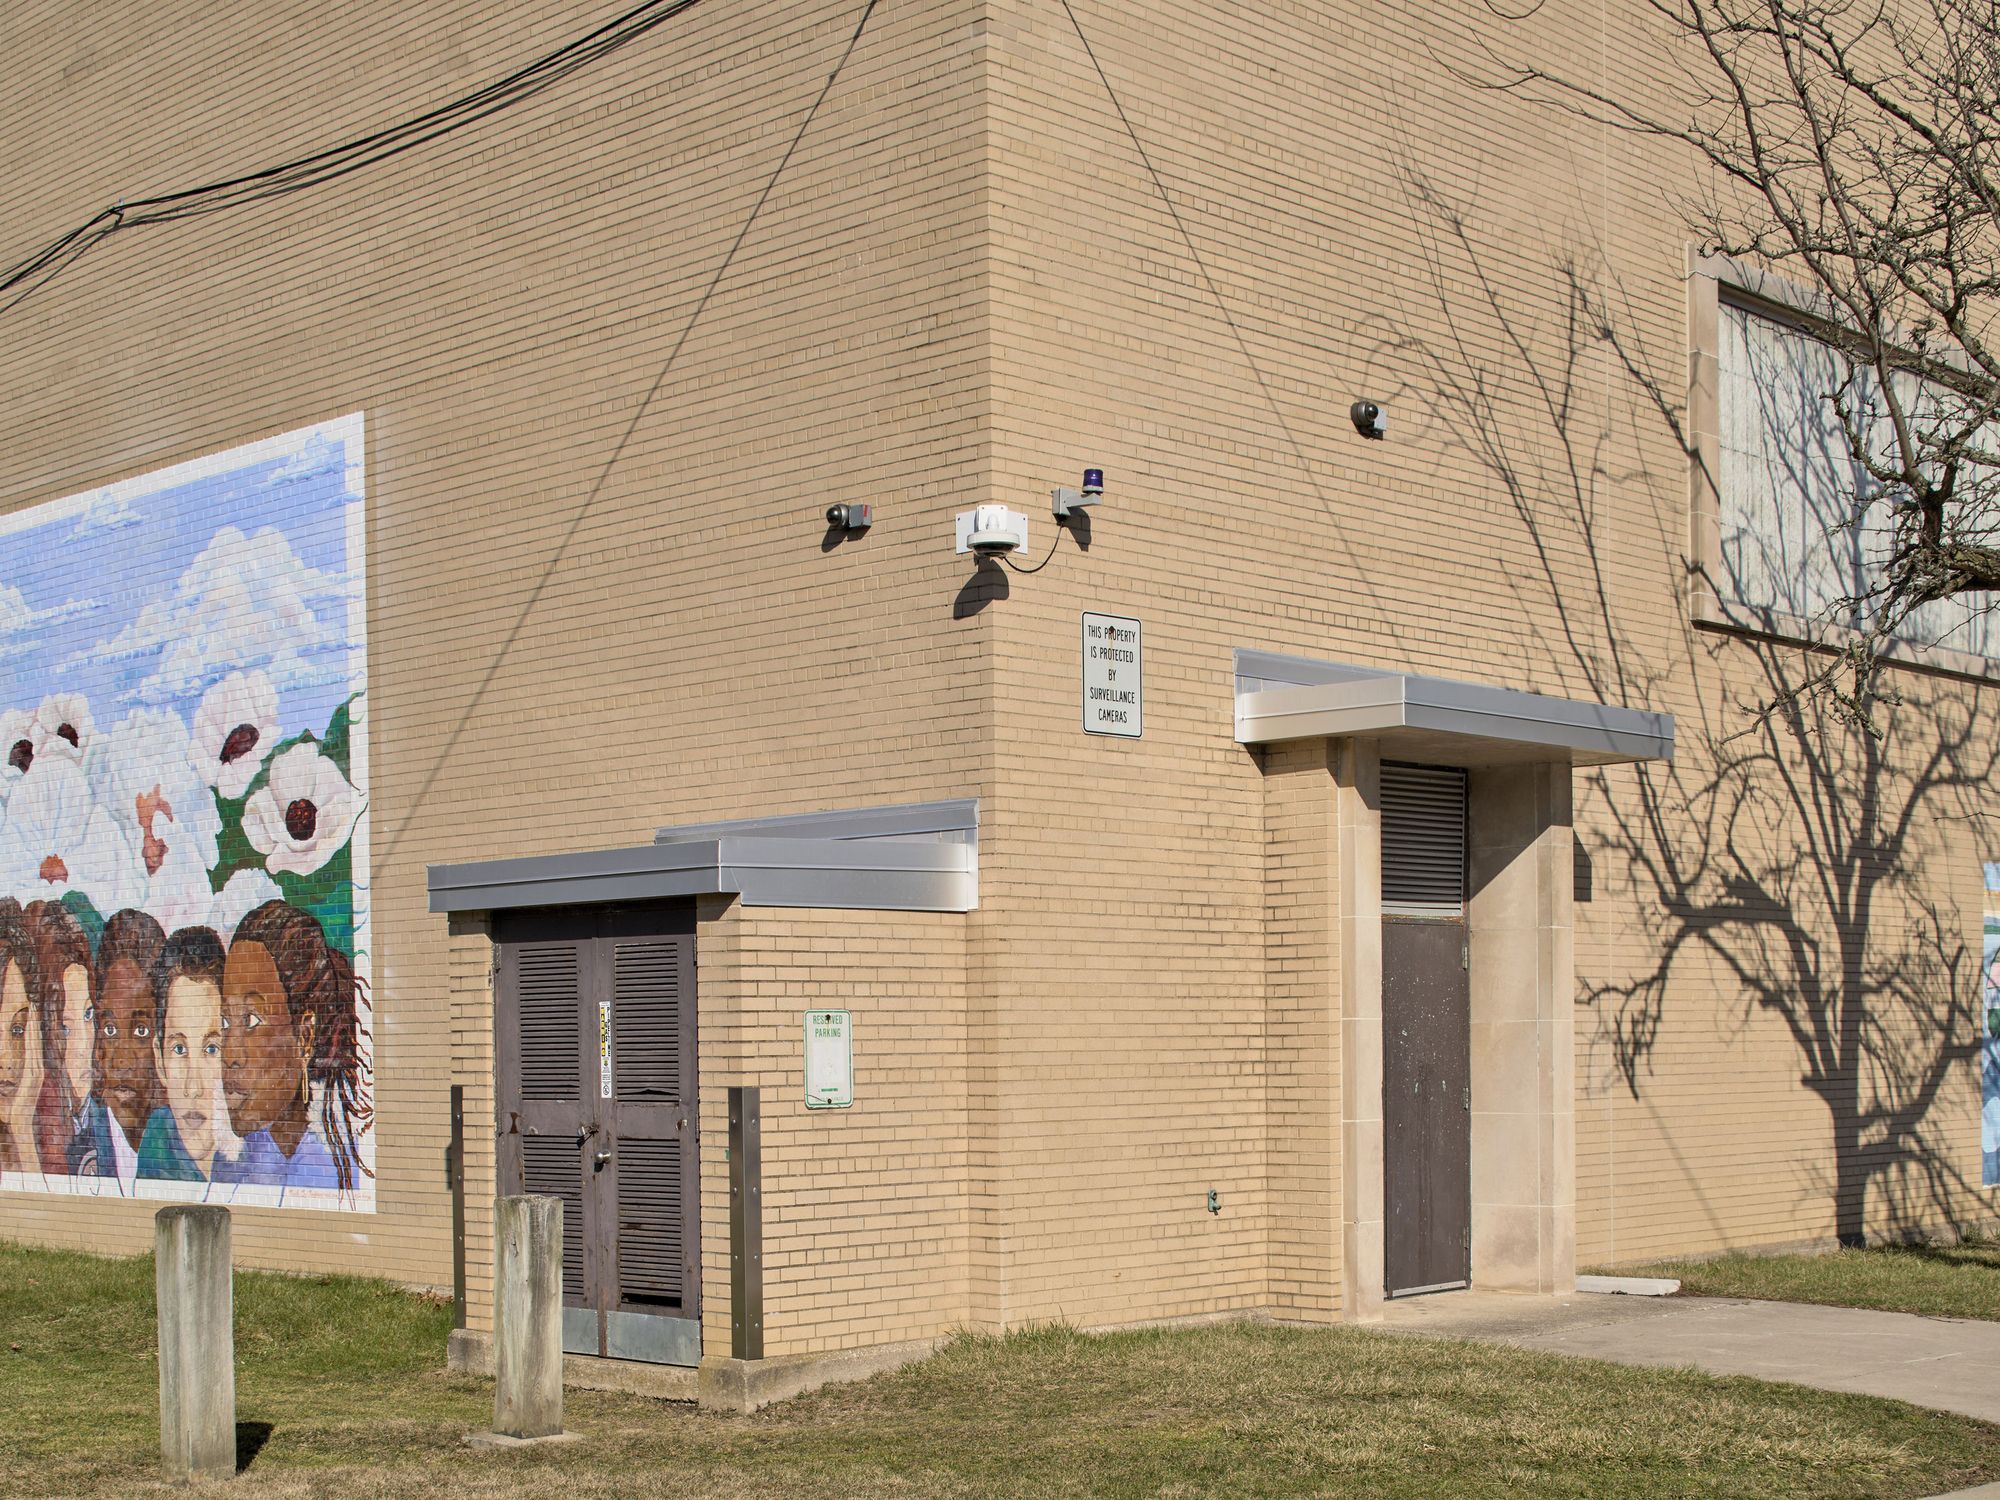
(378, 0, 881, 857)
(0, 0, 713, 315)
(1002, 526, 1068, 573)
(1050, 0, 1370, 583)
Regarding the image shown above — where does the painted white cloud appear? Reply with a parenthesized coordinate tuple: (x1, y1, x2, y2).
(0, 580, 101, 656)
(69, 490, 144, 537)
(263, 431, 344, 486)
(75, 525, 353, 705)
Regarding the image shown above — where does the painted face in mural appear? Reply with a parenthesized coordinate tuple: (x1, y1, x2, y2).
(158, 975, 223, 1172)
(0, 959, 44, 1170)
(95, 957, 159, 1142)
(51, 961, 92, 1104)
(221, 939, 313, 1141)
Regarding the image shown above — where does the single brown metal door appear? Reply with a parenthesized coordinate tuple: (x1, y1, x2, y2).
(495, 902, 700, 1366)
(1381, 763, 1471, 1298)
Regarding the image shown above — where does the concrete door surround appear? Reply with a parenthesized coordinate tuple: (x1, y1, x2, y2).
(1336, 738, 1577, 1322)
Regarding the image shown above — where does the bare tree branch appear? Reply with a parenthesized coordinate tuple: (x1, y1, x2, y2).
(1471, 0, 2000, 729)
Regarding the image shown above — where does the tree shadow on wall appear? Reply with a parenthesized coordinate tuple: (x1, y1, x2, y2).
(1385, 160, 1995, 1246)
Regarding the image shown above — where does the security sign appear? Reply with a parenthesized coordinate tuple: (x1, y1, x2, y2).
(1082, 612, 1143, 737)
(804, 1010, 854, 1110)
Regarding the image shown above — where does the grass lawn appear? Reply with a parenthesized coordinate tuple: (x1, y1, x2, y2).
(4, 1243, 1999, 1499)
(1618, 1235, 2000, 1323)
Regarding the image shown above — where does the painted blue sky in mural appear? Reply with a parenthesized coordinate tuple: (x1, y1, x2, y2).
(0, 430, 359, 738)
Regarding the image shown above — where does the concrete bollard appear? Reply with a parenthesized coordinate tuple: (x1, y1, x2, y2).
(492, 1194, 564, 1440)
(155, 1205, 235, 1482)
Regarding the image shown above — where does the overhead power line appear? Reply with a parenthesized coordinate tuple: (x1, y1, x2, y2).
(0, 0, 713, 314)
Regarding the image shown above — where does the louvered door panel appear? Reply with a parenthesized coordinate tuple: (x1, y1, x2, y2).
(1382, 763, 1468, 918)
(614, 1138, 685, 1306)
(605, 926, 698, 1320)
(517, 945, 582, 1100)
(521, 1134, 586, 1299)
(613, 941, 686, 1102)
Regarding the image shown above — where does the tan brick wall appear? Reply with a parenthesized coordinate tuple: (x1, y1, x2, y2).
(4, 0, 1993, 1355)
(1263, 739, 1339, 1322)
(0, 0, 996, 1297)
(973, 0, 1993, 1309)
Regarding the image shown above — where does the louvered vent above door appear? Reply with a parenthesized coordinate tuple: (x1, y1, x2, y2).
(1382, 763, 1467, 918)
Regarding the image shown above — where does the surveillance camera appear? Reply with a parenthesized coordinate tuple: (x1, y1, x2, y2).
(825, 502, 873, 530)
(1350, 400, 1387, 439)
(958, 504, 1028, 557)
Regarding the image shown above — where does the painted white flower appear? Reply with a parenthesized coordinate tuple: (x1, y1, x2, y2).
(0, 707, 34, 797)
(142, 836, 219, 933)
(242, 742, 358, 877)
(191, 670, 281, 800)
(88, 708, 221, 879)
(30, 692, 95, 766)
(211, 868, 283, 942)
(0, 756, 139, 910)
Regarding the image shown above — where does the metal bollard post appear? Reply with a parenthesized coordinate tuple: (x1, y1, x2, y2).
(155, 1205, 235, 1481)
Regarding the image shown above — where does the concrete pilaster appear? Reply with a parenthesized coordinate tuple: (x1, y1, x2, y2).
(1335, 737, 1385, 1323)
(1467, 763, 1576, 1295)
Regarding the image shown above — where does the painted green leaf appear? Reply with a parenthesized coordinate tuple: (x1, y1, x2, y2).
(60, 891, 104, 950)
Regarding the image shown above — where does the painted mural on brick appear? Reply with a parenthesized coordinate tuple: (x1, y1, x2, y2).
(1985, 863, 2000, 1189)
(0, 415, 372, 1211)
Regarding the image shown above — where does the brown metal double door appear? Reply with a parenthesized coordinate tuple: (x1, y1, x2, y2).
(1382, 916, 1471, 1296)
(494, 902, 699, 1366)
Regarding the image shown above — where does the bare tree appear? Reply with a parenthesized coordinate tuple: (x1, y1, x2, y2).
(1386, 154, 1996, 1245)
(1476, 0, 2000, 728)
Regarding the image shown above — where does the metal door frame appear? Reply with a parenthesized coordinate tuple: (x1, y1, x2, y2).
(1380, 762, 1471, 1300)
(493, 901, 701, 1365)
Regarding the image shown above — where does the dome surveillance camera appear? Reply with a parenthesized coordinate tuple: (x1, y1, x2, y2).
(1350, 400, 1387, 439)
(957, 503, 1028, 557)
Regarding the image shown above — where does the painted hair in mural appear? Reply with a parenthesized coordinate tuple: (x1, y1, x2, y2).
(0, 416, 372, 1210)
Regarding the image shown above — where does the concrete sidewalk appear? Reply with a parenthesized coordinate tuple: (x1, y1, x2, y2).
(1376, 1289, 2000, 1425)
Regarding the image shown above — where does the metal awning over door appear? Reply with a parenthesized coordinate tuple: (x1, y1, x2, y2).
(1233, 650, 1674, 766)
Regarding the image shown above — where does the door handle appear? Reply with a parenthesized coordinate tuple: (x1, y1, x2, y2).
(593, 1148, 613, 1171)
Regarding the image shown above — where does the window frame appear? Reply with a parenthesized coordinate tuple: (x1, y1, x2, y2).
(1685, 249, 2000, 685)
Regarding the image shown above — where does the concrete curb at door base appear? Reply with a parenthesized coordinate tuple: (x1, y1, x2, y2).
(448, 1328, 699, 1401)
(697, 1338, 948, 1414)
